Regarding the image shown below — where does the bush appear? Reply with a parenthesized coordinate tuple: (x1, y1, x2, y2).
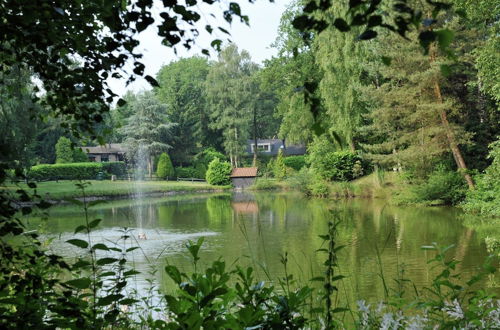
(312, 150, 362, 181)
(308, 179, 329, 198)
(193, 148, 227, 177)
(30, 162, 103, 181)
(463, 139, 500, 216)
(175, 166, 204, 179)
(101, 162, 127, 177)
(273, 149, 286, 180)
(156, 153, 175, 179)
(205, 158, 232, 186)
(285, 167, 313, 193)
(73, 148, 89, 162)
(28, 162, 127, 181)
(55, 137, 74, 164)
(410, 166, 467, 205)
(283, 155, 306, 171)
(250, 178, 281, 190)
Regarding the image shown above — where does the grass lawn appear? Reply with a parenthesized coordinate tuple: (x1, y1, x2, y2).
(2, 180, 230, 200)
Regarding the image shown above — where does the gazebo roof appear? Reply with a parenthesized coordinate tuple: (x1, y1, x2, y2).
(230, 167, 258, 178)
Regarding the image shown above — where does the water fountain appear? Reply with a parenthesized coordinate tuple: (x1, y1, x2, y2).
(133, 143, 148, 238)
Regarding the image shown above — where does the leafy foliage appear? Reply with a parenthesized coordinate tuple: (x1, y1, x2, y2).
(205, 158, 232, 186)
(156, 153, 174, 179)
(205, 45, 257, 167)
(119, 91, 175, 177)
(29, 162, 126, 181)
(175, 166, 204, 179)
(55, 137, 74, 164)
(283, 155, 307, 171)
(273, 149, 287, 180)
(412, 166, 468, 205)
(463, 139, 500, 216)
(155, 57, 213, 164)
(308, 137, 361, 181)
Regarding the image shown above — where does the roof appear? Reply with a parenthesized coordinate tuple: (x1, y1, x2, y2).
(80, 143, 126, 154)
(230, 167, 258, 178)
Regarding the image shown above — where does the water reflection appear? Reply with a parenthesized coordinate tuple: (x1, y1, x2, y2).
(27, 192, 498, 304)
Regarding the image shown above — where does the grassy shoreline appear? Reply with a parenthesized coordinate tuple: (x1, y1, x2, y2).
(2, 180, 230, 200)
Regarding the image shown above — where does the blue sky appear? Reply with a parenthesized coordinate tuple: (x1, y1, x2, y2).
(109, 0, 292, 97)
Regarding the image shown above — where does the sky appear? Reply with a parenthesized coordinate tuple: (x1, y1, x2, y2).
(108, 0, 292, 97)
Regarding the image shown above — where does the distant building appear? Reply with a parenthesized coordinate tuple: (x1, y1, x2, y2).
(245, 139, 306, 156)
(80, 143, 126, 162)
(230, 167, 258, 189)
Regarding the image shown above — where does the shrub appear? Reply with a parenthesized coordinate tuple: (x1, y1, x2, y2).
(30, 162, 103, 181)
(283, 155, 306, 171)
(55, 137, 74, 163)
(409, 166, 467, 205)
(206, 158, 232, 186)
(285, 167, 313, 193)
(463, 139, 500, 216)
(156, 153, 175, 179)
(194, 148, 226, 171)
(175, 166, 204, 179)
(28, 162, 127, 181)
(311, 150, 362, 181)
(308, 179, 329, 198)
(73, 148, 89, 162)
(250, 178, 280, 190)
(101, 162, 127, 177)
(273, 149, 286, 180)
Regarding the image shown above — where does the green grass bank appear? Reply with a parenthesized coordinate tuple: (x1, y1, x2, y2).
(3, 180, 230, 200)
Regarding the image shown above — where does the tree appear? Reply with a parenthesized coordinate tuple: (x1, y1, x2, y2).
(273, 149, 287, 180)
(315, 3, 374, 151)
(155, 57, 215, 165)
(156, 153, 175, 179)
(120, 91, 176, 178)
(206, 45, 258, 167)
(0, 67, 40, 170)
(361, 28, 473, 183)
(206, 158, 232, 186)
(55, 137, 74, 164)
(261, 0, 322, 144)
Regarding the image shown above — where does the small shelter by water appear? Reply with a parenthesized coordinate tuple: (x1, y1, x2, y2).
(230, 167, 257, 189)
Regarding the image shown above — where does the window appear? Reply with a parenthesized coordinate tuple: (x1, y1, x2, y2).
(101, 156, 109, 162)
(251, 143, 271, 152)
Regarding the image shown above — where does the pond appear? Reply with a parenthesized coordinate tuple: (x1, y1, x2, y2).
(26, 192, 497, 304)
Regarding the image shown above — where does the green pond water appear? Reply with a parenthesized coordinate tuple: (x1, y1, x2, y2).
(26, 192, 498, 304)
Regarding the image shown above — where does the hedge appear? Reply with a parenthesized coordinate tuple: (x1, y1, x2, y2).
(205, 158, 232, 186)
(283, 155, 306, 171)
(29, 162, 126, 181)
(175, 166, 204, 179)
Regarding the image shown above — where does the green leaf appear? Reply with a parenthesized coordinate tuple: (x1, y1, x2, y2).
(333, 18, 350, 32)
(92, 243, 109, 251)
(96, 257, 119, 265)
(66, 277, 91, 289)
(97, 294, 124, 306)
(88, 219, 101, 229)
(74, 225, 87, 234)
(436, 29, 454, 49)
(145, 75, 160, 87)
(66, 239, 89, 249)
(358, 30, 377, 40)
(165, 265, 182, 284)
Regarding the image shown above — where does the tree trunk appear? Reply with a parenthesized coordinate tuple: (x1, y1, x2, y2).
(430, 48, 475, 189)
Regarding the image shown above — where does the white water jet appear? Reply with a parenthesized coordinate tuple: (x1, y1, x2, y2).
(133, 143, 149, 236)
